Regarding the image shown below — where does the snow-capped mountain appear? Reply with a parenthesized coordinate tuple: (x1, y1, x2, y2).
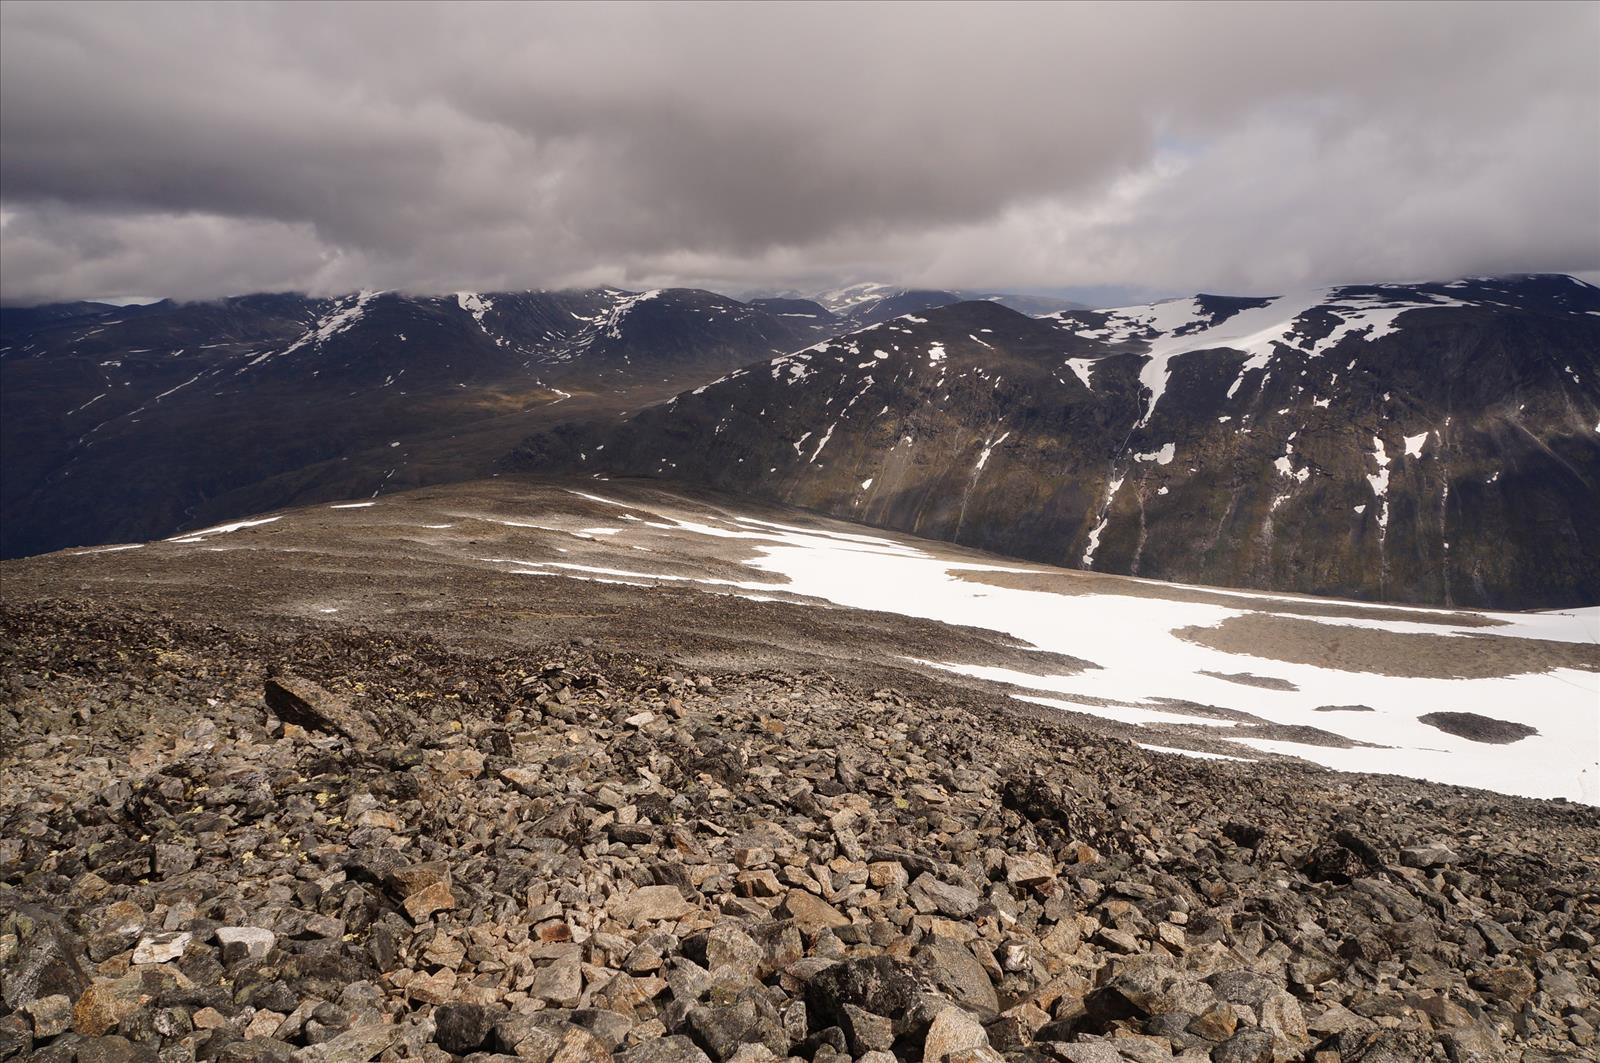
(812, 284, 1088, 330)
(517, 274, 1600, 609)
(0, 287, 828, 558)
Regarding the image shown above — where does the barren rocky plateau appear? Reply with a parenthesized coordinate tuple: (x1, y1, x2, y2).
(2, 485, 1598, 1063)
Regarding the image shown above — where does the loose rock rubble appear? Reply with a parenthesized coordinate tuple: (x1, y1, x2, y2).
(2, 601, 1597, 1063)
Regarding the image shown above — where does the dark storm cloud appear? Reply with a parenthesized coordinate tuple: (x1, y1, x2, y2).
(2, 1, 1596, 303)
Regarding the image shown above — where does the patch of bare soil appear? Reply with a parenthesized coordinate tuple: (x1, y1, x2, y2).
(1175, 613, 1600, 679)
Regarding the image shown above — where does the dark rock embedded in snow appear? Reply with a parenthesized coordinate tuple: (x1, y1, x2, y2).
(1419, 710, 1540, 744)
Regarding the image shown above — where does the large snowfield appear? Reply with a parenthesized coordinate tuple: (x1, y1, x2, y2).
(131, 485, 1600, 804)
(469, 489, 1600, 805)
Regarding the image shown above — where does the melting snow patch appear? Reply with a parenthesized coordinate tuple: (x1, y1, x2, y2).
(974, 431, 1010, 473)
(1064, 358, 1096, 389)
(167, 516, 282, 543)
(600, 289, 662, 339)
(1081, 474, 1126, 567)
(329, 502, 376, 509)
(1366, 436, 1392, 534)
(1138, 743, 1255, 762)
(1133, 443, 1176, 465)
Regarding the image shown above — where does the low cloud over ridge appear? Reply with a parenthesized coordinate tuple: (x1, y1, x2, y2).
(2, 1, 1596, 303)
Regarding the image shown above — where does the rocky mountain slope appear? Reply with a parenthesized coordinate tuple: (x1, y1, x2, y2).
(0, 287, 827, 559)
(517, 275, 1600, 609)
(2, 478, 1597, 1063)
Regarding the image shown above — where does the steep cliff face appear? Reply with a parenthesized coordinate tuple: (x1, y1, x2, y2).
(517, 275, 1600, 607)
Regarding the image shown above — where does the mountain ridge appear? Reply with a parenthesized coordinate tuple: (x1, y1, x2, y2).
(514, 274, 1600, 608)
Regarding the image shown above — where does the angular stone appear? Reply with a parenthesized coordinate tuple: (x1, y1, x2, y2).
(264, 674, 379, 746)
(1041, 919, 1082, 957)
(923, 1006, 988, 1063)
(1095, 927, 1139, 954)
(294, 1023, 398, 1062)
(915, 939, 998, 1017)
(1400, 843, 1460, 868)
(1211, 1029, 1274, 1063)
(403, 881, 457, 922)
(685, 990, 787, 1061)
(77, 1034, 152, 1063)
(1048, 1044, 1121, 1063)
(1003, 853, 1055, 886)
(1475, 920, 1519, 955)
(500, 766, 543, 794)
(0, 1015, 27, 1062)
(703, 924, 763, 976)
(388, 859, 451, 896)
(433, 1002, 492, 1055)
(1205, 971, 1306, 1044)
(1090, 958, 1216, 1023)
(532, 959, 584, 1007)
(736, 870, 782, 898)
(840, 1004, 895, 1054)
(406, 968, 457, 1005)
(1469, 966, 1536, 1008)
(618, 1037, 713, 1063)
(131, 931, 189, 965)
(2, 909, 89, 1011)
(1188, 1003, 1237, 1041)
(153, 844, 197, 877)
(908, 874, 981, 917)
(611, 885, 694, 926)
(244, 1009, 286, 1039)
(1442, 1024, 1507, 1063)
(73, 973, 154, 1037)
(549, 1023, 612, 1063)
(22, 993, 74, 1038)
(805, 955, 924, 1036)
(779, 890, 848, 933)
(216, 927, 276, 964)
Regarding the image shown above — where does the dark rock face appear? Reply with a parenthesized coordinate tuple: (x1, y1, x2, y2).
(517, 274, 1600, 608)
(0, 287, 824, 559)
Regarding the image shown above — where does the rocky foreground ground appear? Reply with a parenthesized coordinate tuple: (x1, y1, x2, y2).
(2, 596, 1597, 1063)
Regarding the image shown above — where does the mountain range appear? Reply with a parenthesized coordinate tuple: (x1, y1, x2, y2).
(5, 274, 1597, 610)
(517, 275, 1600, 609)
(0, 286, 833, 558)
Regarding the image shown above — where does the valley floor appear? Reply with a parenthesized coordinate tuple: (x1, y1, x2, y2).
(2, 476, 1597, 1061)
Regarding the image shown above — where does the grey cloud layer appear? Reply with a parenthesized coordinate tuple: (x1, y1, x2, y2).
(2, 1, 1596, 303)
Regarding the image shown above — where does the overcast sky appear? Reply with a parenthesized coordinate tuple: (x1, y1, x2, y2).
(1, 1, 1596, 305)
